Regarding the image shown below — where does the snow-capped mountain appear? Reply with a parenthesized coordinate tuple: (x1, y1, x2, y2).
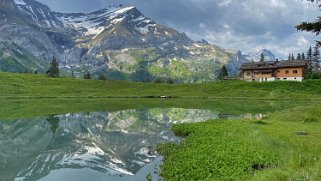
(12, 0, 191, 45)
(243, 49, 277, 62)
(0, 0, 234, 82)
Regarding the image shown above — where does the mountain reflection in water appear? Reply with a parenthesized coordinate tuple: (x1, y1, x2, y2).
(0, 108, 258, 181)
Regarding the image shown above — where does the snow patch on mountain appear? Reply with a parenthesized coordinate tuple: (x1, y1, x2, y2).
(13, 0, 26, 5)
(56, 6, 140, 37)
(13, 3, 137, 37)
(243, 49, 277, 62)
(134, 23, 156, 34)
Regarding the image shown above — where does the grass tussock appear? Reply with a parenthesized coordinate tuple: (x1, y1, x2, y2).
(158, 106, 321, 180)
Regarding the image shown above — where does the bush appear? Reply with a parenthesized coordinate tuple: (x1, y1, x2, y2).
(98, 74, 107, 80)
(310, 71, 321, 79)
(84, 71, 91, 79)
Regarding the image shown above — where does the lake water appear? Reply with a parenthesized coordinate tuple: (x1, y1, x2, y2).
(0, 99, 305, 181)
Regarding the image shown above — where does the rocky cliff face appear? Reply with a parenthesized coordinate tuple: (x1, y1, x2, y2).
(0, 0, 239, 82)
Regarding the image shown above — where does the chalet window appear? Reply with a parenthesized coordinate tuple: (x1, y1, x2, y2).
(285, 70, 289, 74)
(247, 72, 251, 76)
(293, 70, 298, 74)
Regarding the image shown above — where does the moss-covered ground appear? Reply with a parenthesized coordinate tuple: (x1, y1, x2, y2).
(158, 106, 321, 180)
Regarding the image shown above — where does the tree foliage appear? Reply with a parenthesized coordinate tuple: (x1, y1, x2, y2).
(313, 46, 320, 68)
(260, 53, 265, 62)
(154, 77, 174, 84)
(219, 65, 228, 80)
(47, 56, 59, 78)
(46, 115, 60, 134)
(98, 74, 107, 80)
(84, 71, 91, 79)
(296, 0, 321, 46)
(308, 46, 313, 60)
(302, 52, 306, 60)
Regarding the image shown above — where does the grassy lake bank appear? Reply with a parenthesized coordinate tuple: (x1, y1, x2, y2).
(158, 106, 321, 180)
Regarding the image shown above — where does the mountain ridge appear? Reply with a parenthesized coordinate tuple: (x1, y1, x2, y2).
(243, 49, 277, 62)
(0, 0, 243, 82)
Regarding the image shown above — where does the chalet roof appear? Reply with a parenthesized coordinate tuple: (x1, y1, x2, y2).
(241, 60, 307, 70)
(275, 60, 307, 68)
(240, 61, 276, 70)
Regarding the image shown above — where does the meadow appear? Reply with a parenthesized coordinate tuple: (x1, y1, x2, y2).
(158, 105, 321, 180)
(2, 72, 321, 99)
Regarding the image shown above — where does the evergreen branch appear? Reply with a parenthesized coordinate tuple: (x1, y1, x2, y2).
(296, 17, 321, 35)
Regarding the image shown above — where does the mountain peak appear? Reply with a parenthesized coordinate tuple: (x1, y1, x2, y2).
(244, 49, 276, 62)
(13, 0, 25, 5)
(0, 0, 17, 10)
(14, 0, 51, 11)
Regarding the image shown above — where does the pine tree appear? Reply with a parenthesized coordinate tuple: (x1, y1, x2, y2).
(288, 53, 291, 61)
(313, 46, 320, 69)
(84, 71, 91, 79)
(297, 53, 302, 60)
(260, 53, 265, 62)
(291, 53, 295, 60)
(302, 52, 306, 60)
(308, 46, 313, 60)
(47, 56, 59, 78)
(71, 70, 75, 78)
(219, 65, 228, 80)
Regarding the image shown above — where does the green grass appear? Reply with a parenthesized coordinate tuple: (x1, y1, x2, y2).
(157, 106, 321, 180)
(2, 72, 321, 180)
(2, 72, 321, 99)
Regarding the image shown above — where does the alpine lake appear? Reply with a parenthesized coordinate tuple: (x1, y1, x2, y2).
(0, 98, 317, 181)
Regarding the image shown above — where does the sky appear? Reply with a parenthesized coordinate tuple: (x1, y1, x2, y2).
(37, 0, 321, 58)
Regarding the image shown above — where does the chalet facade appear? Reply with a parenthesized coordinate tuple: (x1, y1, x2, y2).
(241, 60, 307, 82)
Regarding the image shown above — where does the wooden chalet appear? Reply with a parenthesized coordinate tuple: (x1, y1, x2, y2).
(240, 60, 307, 82)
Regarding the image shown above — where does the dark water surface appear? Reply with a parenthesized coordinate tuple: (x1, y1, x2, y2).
(0, 99, 308, 181)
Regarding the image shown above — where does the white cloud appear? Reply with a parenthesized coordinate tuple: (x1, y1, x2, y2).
(218, 0, 233, 7)
(270, 0, 286, 8)
(297, 36, 309, 47)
